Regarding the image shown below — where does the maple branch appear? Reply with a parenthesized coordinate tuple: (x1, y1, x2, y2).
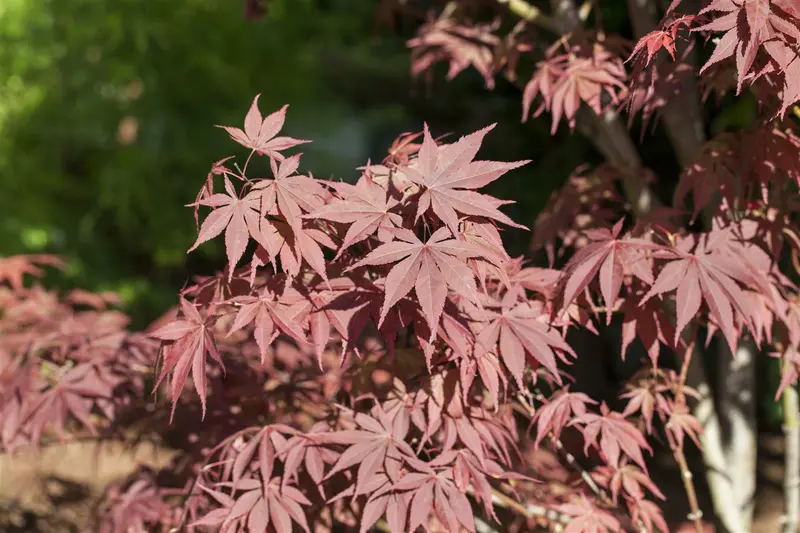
(496, 0, 560, 33)
(782, 357, 800, 533)
(487, 485, 572, 525)
(668, 336, 706, 533)
(669, 437, 706, 533)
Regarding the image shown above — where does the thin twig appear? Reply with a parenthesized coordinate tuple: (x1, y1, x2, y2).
(670, 337, 706, 533)
(495, 0, 560, 33)
(487, 486, 572, 524)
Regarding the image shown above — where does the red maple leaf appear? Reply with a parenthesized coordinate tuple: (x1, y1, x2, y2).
(193, 477, 312, 533)
(593, 461, 666, 504)
(532, 388, 596, 446)
(322, 405, 415, 495)
(408, 16, 501, 90)
(149, 298, 223, 419)
(476, 286, 576, 388)
(694, 0, 800, 113)
(523, 42, 628, 133)
(401, 123, 529, 234)
(558, 495, 621, 533)
(629, 499, 670, 533)
(23, 362, 119, 447)
(347, 226, 487, 337)
(384, 131, 423, 167)
(368, 460, 477, 533)
(226, 286, 311, 364)
(628, 15, 696, 67)
(304, 173, 402, 257)
(188, 175, 267, 278)
(620, 294, 675, 367)
(0, 254, 65, 291)
(572, 402, 652, 470)
(665, 401, 704, 449)
(559, 219, 661, 322)
(217, 95, 309, 158)
(641, 233, 756, 353)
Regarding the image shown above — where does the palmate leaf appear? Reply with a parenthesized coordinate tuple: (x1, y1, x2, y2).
(188, 175, 267, 280)
(401, 123, 530, 234)
(216, 95, 310, 158)
(192, 477, 312, 533)
(694, 0, 800, 113)
(558, 496, 622, 533)
(0, 254, 65, 291)
(641, 233, 757, 353)
(347, 226, 488, 339)
(226, 287, 311, 364)
(304, 173, 402, 257)
(476, 286, 576, 388)
(23, 362, 119, 447)
(592, 461, 666, 504)
(523, 43, 628, 133)
(558, 219, 662, 323)
(322, 405, 415, 492)
(361, 457, 477, 533)
(532, 388, 596, 446)
(149, 298, 223, 419)
(572, 403, 652, 471)
(408, 17, 501, 90)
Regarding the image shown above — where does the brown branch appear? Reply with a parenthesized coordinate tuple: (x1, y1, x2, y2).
(670, 337, 706, 533)
(496, 0, 560, 33)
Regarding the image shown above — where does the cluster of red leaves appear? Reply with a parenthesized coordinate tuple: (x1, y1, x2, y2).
(523, 40, 629, 133)
(408, 15, 503, 90)
(0, 255, 156, 453)
(405, 0, 800, 137)
(117, 96, 690, 532)
(695, 0, 800, 115)
(629, 0, 800, 116)
(8, 4, 800, 530)
(108, 81, 796, 532)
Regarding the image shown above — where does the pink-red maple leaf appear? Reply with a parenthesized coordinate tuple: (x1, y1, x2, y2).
(226, 287, 311, 364)
(188, 175, 268, 279)
(532, 388, 596, 446)
(149, 298, 223, 419)
(401, 123, 529, 234)
(641, 233, 756, 353)
(476, 287, 576, 388)
(304, 173, 402, 257)
(348, 226, 487, 338)
(572, 403, 652, 470)
(217, 95, 309, 158)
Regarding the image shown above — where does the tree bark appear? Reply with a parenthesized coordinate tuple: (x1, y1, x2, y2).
(717, 339, 757, 531)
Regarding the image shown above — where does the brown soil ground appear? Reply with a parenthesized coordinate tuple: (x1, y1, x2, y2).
(0, 438, 176, 532)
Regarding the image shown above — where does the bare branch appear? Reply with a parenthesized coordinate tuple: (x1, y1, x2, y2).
(496, 0, 560, 33)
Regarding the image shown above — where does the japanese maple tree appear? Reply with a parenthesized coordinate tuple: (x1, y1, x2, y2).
(2, 1, 800, 532)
